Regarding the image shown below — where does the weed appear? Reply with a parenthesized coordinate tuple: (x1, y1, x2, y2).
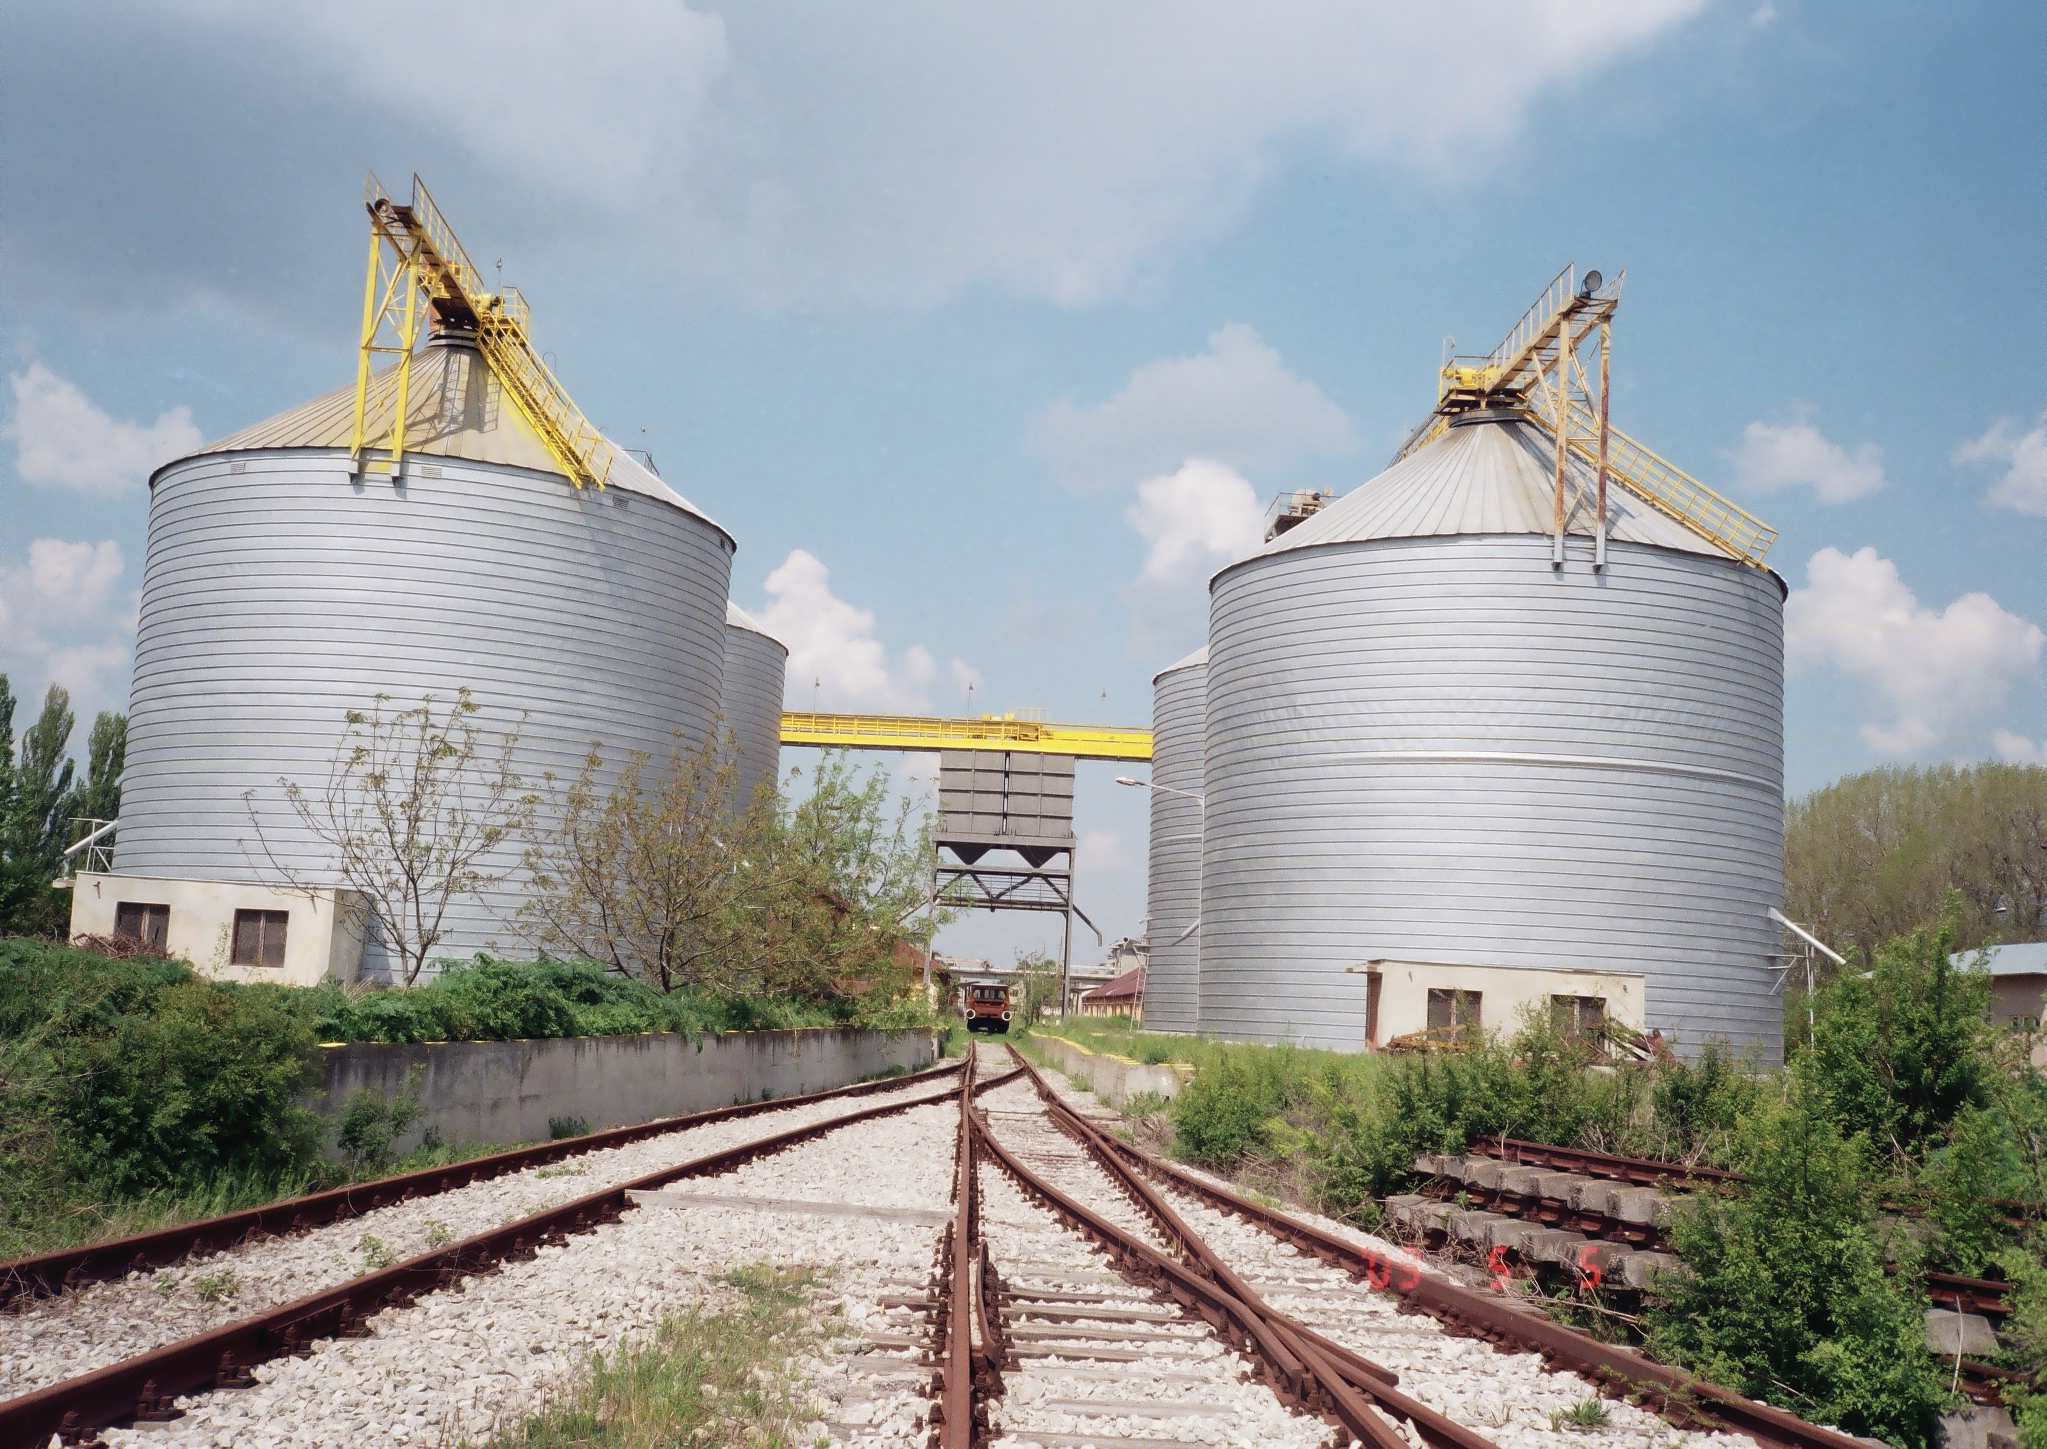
(423, 1220, 454, 1250)
(492, 1263, 825, 1447)
(535, 1164, 587, 1180)
(1549, 1399, 1611, 1432)
(546, 1116, 591, 1140)
(191, 1269, 239, 1303)
(356, 1233, 395, 1271)
(150, 1272, 177, 1298)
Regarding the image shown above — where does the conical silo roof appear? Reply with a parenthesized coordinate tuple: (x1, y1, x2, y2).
(174, 336, 729, 539)
(725, 600, 788, 653)
(1152, 644, 1208, 685)
(1229, 412, 1730, 574)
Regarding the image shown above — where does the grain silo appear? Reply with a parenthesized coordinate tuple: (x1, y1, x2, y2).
(87, 324, 735, 983)
(721, 602, 788, 812)
(1200, 408, 1786, 1059)
(1142, 646, 1207, 1033)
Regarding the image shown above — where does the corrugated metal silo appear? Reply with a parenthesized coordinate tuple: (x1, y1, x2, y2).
(1144, 646, 1207, 1033)
(1201, 413, 1786, 1059)
(721, 602, 788, 812)
(112, 331, 736, 978)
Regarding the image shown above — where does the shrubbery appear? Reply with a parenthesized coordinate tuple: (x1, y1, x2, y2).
(1051, 899, 2045, 1449)
(0, 941, 943, 1259)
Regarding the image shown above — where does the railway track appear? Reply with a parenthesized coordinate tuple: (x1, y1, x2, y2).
(926, 1046, 1881, 1449)
(0, 1056, 995, 1447)
(0, 1045, 1937, 1447)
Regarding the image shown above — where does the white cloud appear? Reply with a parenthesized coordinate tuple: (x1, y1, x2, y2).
(1992, 730, 2047, 765)
(1040, 324, 1355, 491)
(3, 359, 203, 496)
(1954, 412, 2047, 519)
(0, 538, 136, 726)
(754, 548, 976, 712)
(1124, 459, 1267, 588)
(99, 2, 1704, 309)
(1786, 546, 2044, 754)
(1728, 408, 1887, 504)
(1748, 2, 1779, 27)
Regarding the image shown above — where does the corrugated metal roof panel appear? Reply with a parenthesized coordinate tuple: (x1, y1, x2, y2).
(184, 340, 724, 530)
(1953, 941, 2047, 977)
(725, 600, 787, 652)
(1152, 644, 1208, 685)
(1240, 415, 1729, 567)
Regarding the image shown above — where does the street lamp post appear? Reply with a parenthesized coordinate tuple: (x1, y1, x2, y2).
(1114, 776, 1205, 809)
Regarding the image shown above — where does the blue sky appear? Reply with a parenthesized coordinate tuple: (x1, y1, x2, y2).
(4, 1, 2043, 967)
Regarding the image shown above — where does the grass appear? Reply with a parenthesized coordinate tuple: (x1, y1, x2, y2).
(480, 1264, 829, 1447)
(0, 1136, 524, 1263)
(1549, 1399, 1612, 1432)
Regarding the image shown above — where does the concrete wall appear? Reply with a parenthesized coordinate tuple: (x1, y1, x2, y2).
(1029, 1033, 1191, 1107)
(304, 1027, 941, 1155)
(1358, 960, 1646, 1050)
(70, 871, 364, 987)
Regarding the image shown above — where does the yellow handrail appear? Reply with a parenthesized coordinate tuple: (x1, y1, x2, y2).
(780, 712, 1153, 762)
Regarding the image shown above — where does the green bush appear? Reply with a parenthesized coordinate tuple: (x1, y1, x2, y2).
(1646, 1096, 1944, 1447)
(1799, 908, 1991, 1163)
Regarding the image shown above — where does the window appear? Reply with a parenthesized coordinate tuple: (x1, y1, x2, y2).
(231, 909, 290, 968)
(1426, 988, 1482, 1036)
(1550, 995, 1607, 1039)
(114, 901, 170, 952)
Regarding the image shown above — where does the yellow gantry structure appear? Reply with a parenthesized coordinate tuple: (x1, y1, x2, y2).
(1392, 264, 1777, 569)
(349, 173, 619, 490)
(780, 711, 1153, 762)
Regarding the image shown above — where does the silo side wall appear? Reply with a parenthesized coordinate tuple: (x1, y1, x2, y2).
(1202, 534, 1785, 1060)
(113, 450, 734, 980)
(721, 626, 787, 813)
(1145, 660, 1206, 1032)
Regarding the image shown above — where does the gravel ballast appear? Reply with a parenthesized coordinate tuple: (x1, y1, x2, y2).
(4, 1069, 956, 1400)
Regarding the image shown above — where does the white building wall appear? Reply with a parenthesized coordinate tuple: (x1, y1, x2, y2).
(69, 872, 365, 987)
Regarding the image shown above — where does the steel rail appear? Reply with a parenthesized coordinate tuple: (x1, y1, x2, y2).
(930, 1046, 983, 1448)
(969, 1104, 1407, 1449)
(1003, 1049, 1498, 1449)
(1074, 1100, 1877, 1449)
(1475, 1137, 2041, 1227)
(3, 1062, 1008, 1449)
(0, 1055, 966, 1309)
(1426, 1165, 2014, 1319)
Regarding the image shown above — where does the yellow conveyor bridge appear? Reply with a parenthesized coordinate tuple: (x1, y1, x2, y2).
(779, 712, 1152, 762)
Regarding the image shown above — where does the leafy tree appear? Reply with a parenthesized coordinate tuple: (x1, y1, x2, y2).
(749, 751, 937, 1001)
(524, 742, 937, 1003)
(249, 689, 536, 985)
(1797, 900, 1991, 1163)
(522, 730, 773, 995)
(62, 711, 127, 840)
(0, 682, 79, 935)
(1013, 951, 1062, 1026)
(1787, 763, 2047, 969)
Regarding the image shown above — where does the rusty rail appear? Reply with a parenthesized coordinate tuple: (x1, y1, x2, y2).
(1, 1054, 967, 1309)
(2, 1064, 993, 1449)
(1002, 1049, 1496, 1449)
(1428, 1161, 2014, 1321)
(930, 1047, 983, 1448)
(1055, 1068, 1877, 1449)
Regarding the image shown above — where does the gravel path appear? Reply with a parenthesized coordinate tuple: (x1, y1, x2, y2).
(3, 1068, 956, 1401)
(1023, 1061, 1761, 1449)
(89, 1094, 967, 1449)
(976, 1078, 1335, 1449)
